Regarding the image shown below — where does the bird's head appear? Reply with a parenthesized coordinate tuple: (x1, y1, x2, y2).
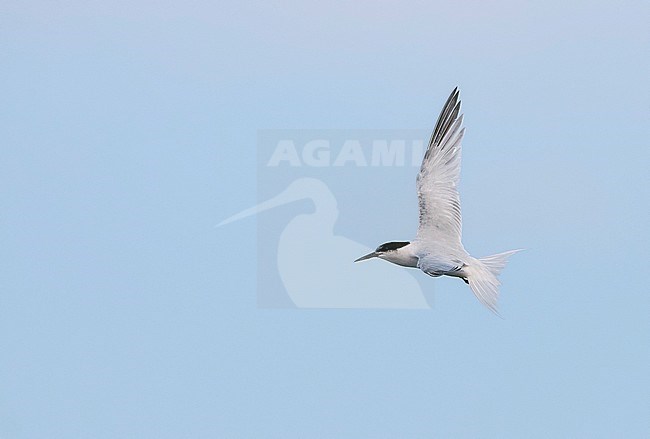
(354, 241, 410, 262)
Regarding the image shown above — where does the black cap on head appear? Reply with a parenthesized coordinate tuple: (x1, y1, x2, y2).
(376, 241, 410, 252)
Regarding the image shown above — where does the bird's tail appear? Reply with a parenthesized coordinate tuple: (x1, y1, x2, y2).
(465, 250, 522, 314)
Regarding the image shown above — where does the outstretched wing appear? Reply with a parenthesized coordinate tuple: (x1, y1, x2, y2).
(416, 87, 465, 248)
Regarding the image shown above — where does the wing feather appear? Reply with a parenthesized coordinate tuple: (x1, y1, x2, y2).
(416, 88, 465, 248)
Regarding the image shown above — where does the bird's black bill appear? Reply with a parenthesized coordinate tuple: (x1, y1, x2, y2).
(354, 252, 378, 262)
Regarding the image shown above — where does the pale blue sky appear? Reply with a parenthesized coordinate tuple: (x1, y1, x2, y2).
(1, 1, 649, 437)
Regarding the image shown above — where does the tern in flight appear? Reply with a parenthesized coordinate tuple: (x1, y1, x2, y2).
(354, 88, 520, 313)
